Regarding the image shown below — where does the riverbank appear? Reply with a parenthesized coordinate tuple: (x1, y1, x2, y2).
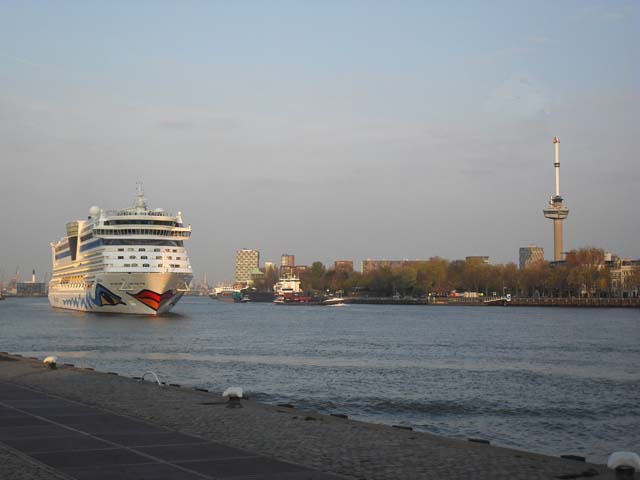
(0, 353, 622, 480)
(347, 296, 640, 307)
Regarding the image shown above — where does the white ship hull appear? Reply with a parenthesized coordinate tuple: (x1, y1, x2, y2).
(49, 272, 191, 315)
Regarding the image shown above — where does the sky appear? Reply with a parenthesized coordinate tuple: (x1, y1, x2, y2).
(0, 1, 638, 284)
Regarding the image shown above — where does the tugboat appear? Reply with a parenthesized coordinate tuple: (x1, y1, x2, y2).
(273, 275, 313, 304)
(274, 291, 316, 305)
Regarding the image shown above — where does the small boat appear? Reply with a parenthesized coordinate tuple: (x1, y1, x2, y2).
(322, 297, 346, 306)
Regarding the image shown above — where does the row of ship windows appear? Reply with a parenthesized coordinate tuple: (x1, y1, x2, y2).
(116, 248, 180, 253)
(117, 264, 184, 268)
(93, 229, 190, 237)
(116, 256, 184, 260)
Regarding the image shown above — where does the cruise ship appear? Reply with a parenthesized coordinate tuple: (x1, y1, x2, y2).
(48, 185, 193, 315)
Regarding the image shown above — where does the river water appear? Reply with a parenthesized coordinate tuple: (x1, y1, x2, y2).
(1, 297, 638, 463)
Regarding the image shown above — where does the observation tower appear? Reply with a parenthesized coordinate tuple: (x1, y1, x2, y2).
(543, 137, 569, 262)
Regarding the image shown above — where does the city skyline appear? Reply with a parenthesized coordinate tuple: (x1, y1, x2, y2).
(1, 1, 638, 282)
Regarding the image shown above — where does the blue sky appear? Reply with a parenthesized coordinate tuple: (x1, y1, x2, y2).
(0, 1, 638, 282)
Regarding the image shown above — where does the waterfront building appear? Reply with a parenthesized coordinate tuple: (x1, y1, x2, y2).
(279, 253, 309, 278)
(8, 270, 19, 295)
(235, 249, 260, 284)
(16, 269, 47, 296)
(250, 267, 265, 283)
(361, 259, 425, 275)
(362, 260, 397, 275)
(334, 260, 354, 274)
(17, 282, 47, 296)
(608, 256, 640, 298)
(281, 254, 295, 268)
(264, 261, 276, 273)
(465, 256, 490, 264)
(519, 245, 544, 269)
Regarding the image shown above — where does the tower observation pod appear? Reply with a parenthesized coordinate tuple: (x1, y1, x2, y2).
(543, 137, 569, 261)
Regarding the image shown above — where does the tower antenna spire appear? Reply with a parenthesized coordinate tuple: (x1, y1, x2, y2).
(543, 137, 569, 262)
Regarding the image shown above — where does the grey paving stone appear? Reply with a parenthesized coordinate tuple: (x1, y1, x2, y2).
(0, 391, 47, 401)
(230, 473, 346, 480)
(27, 406, 102, 417)
(0, 408, 31, 418)
(55, 413, 136, 426)
(2, 434, 113, 453)
(32, 447, 152, 468)
(0, 416, 51, 427)
(97, 431, 208, 447)
(63, 462, 207, 480)
(0, 424, 74, 439)
(176, 457, 311, 478)
(4, 399, 79, 409)
(59, 414, 167, 435)
(0, 444, 69, 480)
(136, 443, 256, 462)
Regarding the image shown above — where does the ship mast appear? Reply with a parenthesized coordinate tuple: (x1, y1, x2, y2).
(134, 182, 147, 212)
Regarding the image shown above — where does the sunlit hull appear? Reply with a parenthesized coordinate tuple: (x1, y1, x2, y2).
(48, 272, 191, 315)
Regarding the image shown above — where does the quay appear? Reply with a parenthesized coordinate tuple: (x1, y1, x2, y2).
(346, 297, 640, 307)
(0, 353, 625, 480)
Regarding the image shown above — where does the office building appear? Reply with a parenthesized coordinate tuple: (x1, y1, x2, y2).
(235, 249, 260, 284)
(519, 245, 544, 269)
(281, 254, 295, 268)
(334, 260, 354, 274)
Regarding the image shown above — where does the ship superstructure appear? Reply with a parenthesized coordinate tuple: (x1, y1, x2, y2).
(48, 185, 193, 315)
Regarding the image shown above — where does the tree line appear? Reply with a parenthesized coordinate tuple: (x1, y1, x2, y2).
(295, 248, 640, 298)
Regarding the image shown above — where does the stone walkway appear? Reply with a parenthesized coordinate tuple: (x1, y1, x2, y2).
(0, 353, 626, 480)
(0, 381, 341, 479)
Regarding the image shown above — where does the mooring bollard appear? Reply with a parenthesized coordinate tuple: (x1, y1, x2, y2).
(615, 465, 635, 479)
(608, 451, 640, 478)
(43, 356, 58, 369)
(223, 387, 244, 409)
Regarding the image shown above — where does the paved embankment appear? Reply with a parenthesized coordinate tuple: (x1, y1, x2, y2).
(0, 353, 627, 480)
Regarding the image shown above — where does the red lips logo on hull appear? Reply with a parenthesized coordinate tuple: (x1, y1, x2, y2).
(128, 289, 175, 311)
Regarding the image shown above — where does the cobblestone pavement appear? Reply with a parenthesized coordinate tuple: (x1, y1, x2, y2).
(0, 354, 628, 480)
(1, 444, 70, 480)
